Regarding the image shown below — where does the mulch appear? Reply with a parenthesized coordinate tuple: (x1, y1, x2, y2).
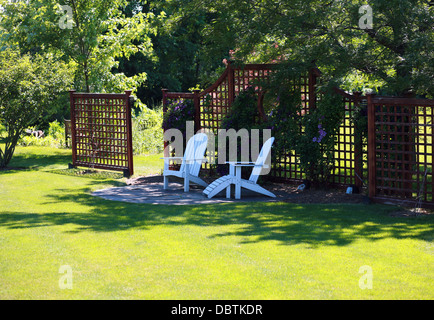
(126, 175, 371, 205)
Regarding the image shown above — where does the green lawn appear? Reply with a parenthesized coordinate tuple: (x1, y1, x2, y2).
(0, 146, 433, 299)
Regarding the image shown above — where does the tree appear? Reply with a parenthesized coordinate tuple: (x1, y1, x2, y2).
(0, 0, 159, 94)
(0, 49, 73, 168)
(114, 0, 234, 104)
(198, 0, 433, 97)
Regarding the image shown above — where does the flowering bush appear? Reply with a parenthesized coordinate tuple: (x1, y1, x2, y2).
(267, 81, 345, 185)
(312, 122, 327, 143)
(162, 99, 195, 137)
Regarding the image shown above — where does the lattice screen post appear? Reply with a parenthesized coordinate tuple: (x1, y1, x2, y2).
(227, 64, 235, 105)
(193, 89, 201, 132)
(308, 68, 319, 110)
(367, 93, 377, 198)
(125, 90, 134, 178)
(161, 89, 169, 157)
(69, 90, 77, 168)
(402, 93, 416, 198)
(353, 91, 364, 190)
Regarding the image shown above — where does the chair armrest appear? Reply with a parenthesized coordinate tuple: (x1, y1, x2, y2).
(185, 158, 208, 163)
(161, 157, 207, 162)
(226, 161, 258, 167)
(160, 157, 184, 160)
(227, 161, 255, 164)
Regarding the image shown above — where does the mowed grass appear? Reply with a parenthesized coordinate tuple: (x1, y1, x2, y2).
(0, 146, 433, 299)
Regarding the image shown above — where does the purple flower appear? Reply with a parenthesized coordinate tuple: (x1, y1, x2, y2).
(319, 129, 326, 137)
(313, 137, 318, 142)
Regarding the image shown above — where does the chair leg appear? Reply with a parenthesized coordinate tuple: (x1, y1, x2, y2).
(226, 185, 231, 199)
(164, 176, 169, 189)
(184, 178, 190, 192)
(235, 166, 242, 199)
(184, 164, 190, 192)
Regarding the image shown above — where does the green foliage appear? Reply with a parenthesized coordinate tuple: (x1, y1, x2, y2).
(132, 101, 164, 155)
(0, 49, 73, 167)
(219, 64, 345, 184)
(115, 0, 233, 104)
(221, 87, 258, 131)
(199, 0, 434, 97)
(162, 99, 195, 136)
(267, 78, 345, 184)
(19, 121, 67, 149)
(217, 87, 264, 176)
(0, 0, 159, 95)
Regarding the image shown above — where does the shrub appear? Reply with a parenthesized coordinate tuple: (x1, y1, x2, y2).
(217, 68, 346, 186)
(221, 86, 258, 131)
(0, 49, 73, 167)
(268, 81, 345, 185)
(132, 101, 164, 155)
(161, 98, 195, 158)
(218, 87, 265, 176)
(162, 99, 195, 137)
(18, 121, 66, 148)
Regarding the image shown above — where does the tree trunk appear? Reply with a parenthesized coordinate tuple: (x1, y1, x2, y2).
(84, 60, 90, 93)
(0, 131, 20, 168)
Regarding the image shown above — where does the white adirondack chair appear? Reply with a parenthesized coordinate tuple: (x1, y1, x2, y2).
(203, 137, 276, 199)
(162, 133, 209, 192)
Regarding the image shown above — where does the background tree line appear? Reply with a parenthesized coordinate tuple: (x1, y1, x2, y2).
(1, 0, 432, 108)
(0, 0, 432, 168)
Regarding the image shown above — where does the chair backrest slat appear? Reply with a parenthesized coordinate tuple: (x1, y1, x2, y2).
(249, 137, 274, 183)
(180, 133, 208, 177)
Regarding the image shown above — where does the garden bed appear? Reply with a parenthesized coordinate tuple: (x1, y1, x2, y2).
(127, 175, 371, 205)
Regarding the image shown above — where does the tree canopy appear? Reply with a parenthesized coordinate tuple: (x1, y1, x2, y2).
(0, 0, 432, 170)
(0, 0, 159, 94)
(0, 48, 73, 167)
(198, 0, 433, 96)
(0, 0, 432, 100)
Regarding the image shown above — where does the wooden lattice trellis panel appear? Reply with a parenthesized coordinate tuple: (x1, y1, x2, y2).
(199, 67, 231, 135)
(69, 90, 134, 177)
(328, 89, 366, 188)
(198, 64, 278, 171)
(367, 95, 434, 207)
(162, 64, 366, 189)
(268, 70, 316, 183)
(162, 64, 434, 207)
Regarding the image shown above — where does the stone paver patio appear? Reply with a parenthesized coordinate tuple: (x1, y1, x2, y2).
(92, 176, 284, 205)
(91, 175, 370, 206)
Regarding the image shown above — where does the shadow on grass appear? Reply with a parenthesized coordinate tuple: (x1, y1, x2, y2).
(3, 148, 72, 172)
(1, 188, 433, 247)
(2, 148, 126, 180)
